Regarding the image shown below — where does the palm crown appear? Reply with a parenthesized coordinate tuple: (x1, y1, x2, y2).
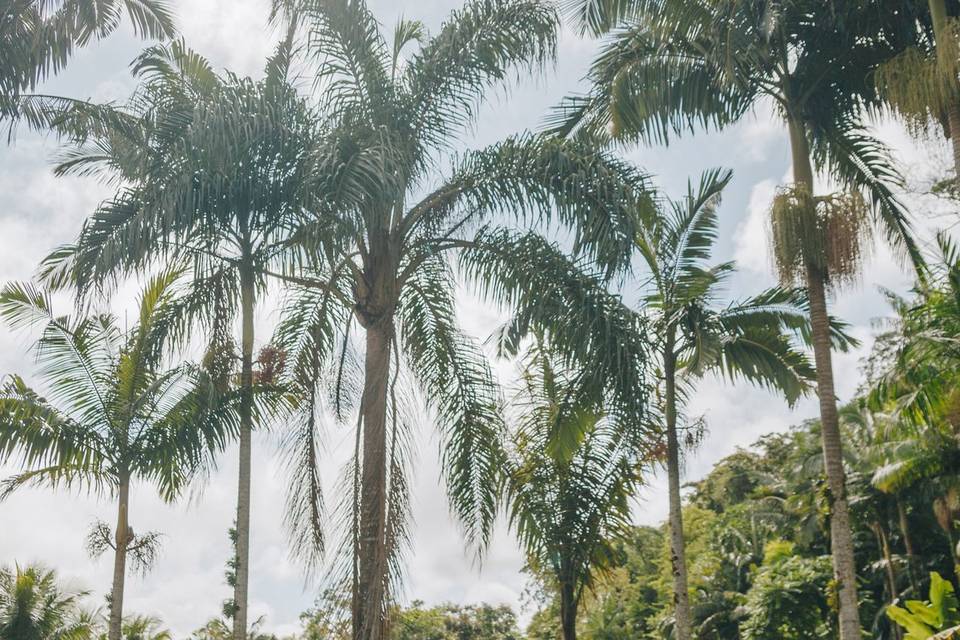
(263, 0, 659, 635)
(504, 345, 640, 640)
(0, 270, 233, 502)
(638, 168, 822, 400)
(1, 1, 176, 123)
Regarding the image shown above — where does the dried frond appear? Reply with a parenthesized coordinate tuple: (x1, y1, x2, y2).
(769, 184, 871, 290)
(127, 530, 164, 575)
(85, 520, 114, 558)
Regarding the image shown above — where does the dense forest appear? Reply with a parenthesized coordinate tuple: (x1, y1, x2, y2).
(4, 0, 960, 639)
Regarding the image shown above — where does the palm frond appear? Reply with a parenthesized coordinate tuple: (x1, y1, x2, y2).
(397, 255, 505, 551)
(402, 0, 558, 152)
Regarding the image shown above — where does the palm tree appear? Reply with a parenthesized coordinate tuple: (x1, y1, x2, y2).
(504, 345, 641, 640)
(632, 168, 828, 638)
(43, 39, 315, 640)
(100, 616, 171, 640)
(0, 563, 96, 640)
(874, 0, 960, 178)
(0, 272, 235, 640)
(557, 3, 923, 636)
(265, 1, 656, 637)
(0, 0, 175, 123)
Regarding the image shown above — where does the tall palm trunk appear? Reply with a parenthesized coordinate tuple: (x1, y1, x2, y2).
(108, 474, 130, 640)
(355, 318, 392, 640)
(233, 252, 255, 640)
(896, 497, 920, 594)
(788, 115, 862, 639)
(663, 330, 693, 640)
(929, 0, 960, 178)
(560, 580, 578, 640)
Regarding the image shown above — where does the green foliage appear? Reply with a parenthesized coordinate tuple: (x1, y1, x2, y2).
(0, 0, 176, 127)
(0, 563, 95, 640)
(740, 555, 835, 640)
(504, 345, 639, 635)
(888, 573, 960, 639)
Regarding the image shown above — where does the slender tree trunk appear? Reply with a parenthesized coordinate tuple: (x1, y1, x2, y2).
(876, 522, 899, 601)
(664, 332, 693, 640)
(354, 318, 393, 640)
(896, 497, 920, 595)
(233, 256, 255, 640)
(946, 102, 960, 179)
(560, 582, 578, 640)
(929, 0, 960, 178)
(788, 115, 863, 640)
(108, 475, 130, 640)
(871, 522, 902, 640)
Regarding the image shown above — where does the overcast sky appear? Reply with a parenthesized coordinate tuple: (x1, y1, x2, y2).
(0, 1, 955, 637)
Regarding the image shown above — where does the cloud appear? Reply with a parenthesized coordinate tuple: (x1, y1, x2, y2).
(732, 179, 777, 274)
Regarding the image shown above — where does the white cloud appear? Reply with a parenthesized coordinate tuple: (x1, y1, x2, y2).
(732, 179, 777, 274)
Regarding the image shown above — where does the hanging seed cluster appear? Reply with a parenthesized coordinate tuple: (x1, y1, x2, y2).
(874, 16, 960, 138)
(769, 183, 871, 290)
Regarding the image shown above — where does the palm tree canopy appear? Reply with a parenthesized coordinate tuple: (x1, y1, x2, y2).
(555, 0, 924, 268)
(0, 563, 96, 640)
(504, 345, 641, 606)
(638, 168, 846, 405)
(1, 0, 176, 123)
(261, 0, 659, 575)
(0, 271, 237, 502)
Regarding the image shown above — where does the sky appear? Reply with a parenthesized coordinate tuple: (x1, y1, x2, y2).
(0, 1, 956, 637)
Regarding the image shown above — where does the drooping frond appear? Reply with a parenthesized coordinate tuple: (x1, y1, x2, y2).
(397, 255, 505, 551)
(402, 0, 558, 153)
(548, 1, 758, 143)
(807, 116, 922, 271)
(287, 0, 391, 119)
(0, 0, 176, 103)
(0, 375, 110, 499)
(407, 134, 653, 277)
(459, 228, 654, 437)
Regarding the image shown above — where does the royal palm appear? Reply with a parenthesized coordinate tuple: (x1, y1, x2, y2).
(559, 3, 921, 636)
(0, 273, 233, 640)
(47, 40, 316, 640)
(268, 0, 655, 637)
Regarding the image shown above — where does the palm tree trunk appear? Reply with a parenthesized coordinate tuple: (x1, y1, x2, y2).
(788, 115, 862, 640)
(355, 318, 393, 640)
(664, 333, 693, 640)
(233, 256, 255, 640)
(929, 0, 960, 179)
(560, 581, 578, 640)
(875, 522, 900, 601)
(896, 497, 920, 594)
(108, 475, 130, 640)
